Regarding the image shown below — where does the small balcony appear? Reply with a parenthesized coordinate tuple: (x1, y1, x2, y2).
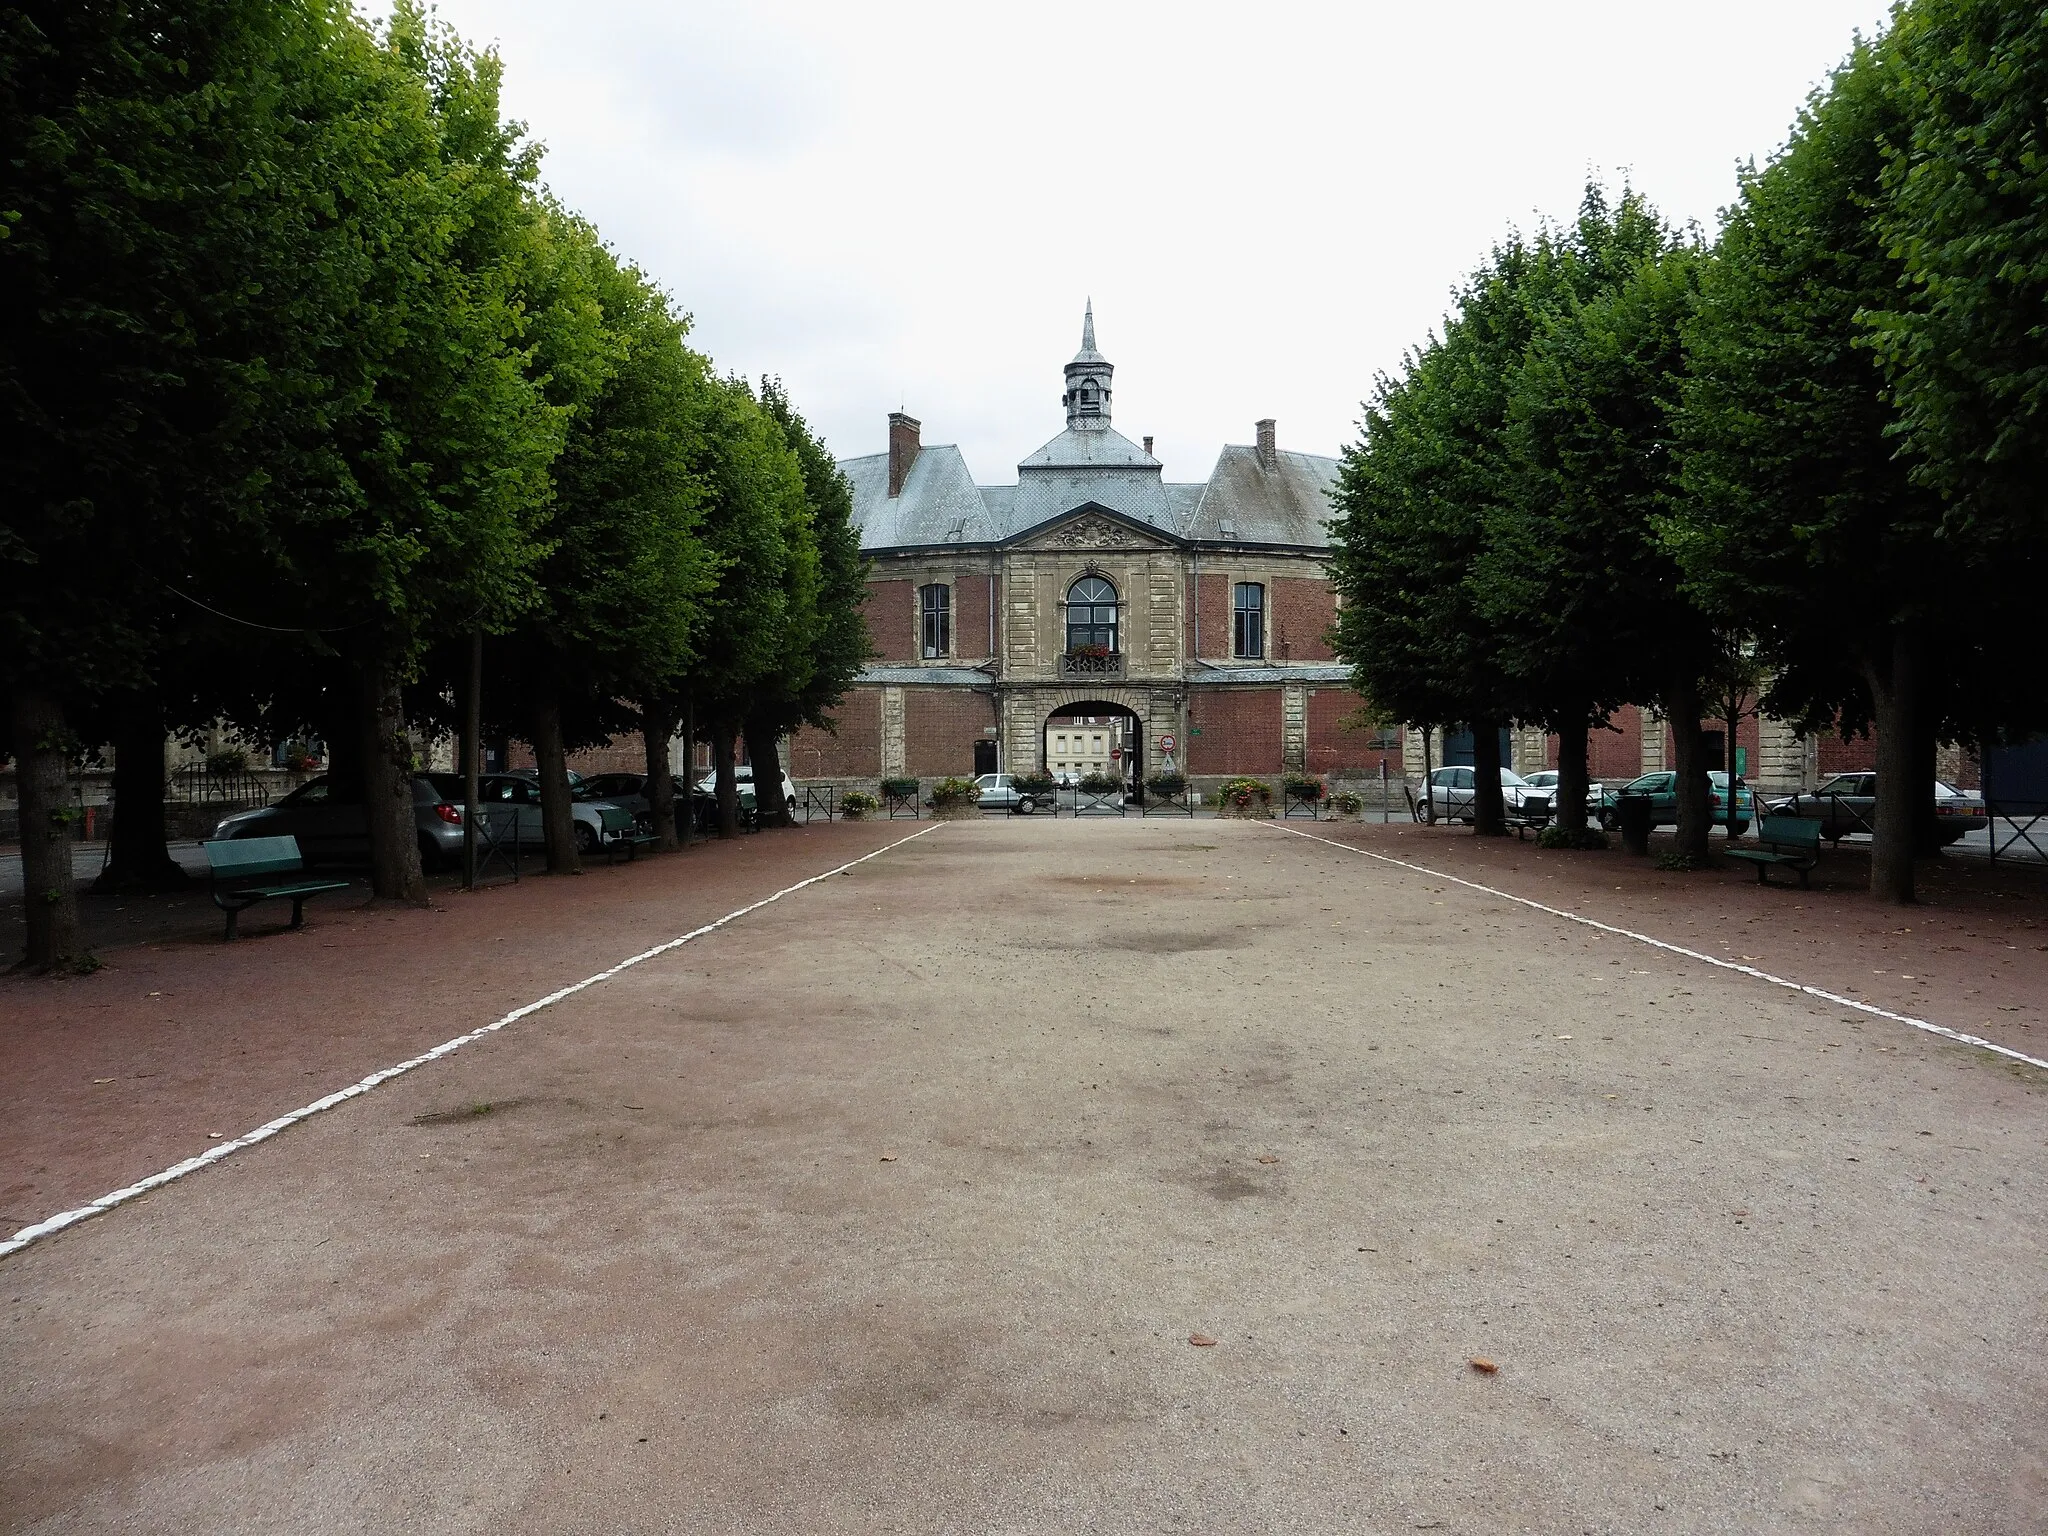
(1059, 649, 1126, 681)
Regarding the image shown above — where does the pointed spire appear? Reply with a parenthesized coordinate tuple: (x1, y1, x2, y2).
(1081, 298, 1095, 353)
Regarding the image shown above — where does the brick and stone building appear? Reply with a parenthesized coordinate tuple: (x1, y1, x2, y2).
(788, 307, 1382, 794)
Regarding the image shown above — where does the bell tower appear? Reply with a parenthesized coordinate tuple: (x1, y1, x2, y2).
(1061, 300, 1113, 431)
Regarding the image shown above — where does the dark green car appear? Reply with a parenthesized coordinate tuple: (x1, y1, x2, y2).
(1596, 771, 1753, 836)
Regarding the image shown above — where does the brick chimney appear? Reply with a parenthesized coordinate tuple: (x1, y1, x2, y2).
(1255, 418, 1277, 471)
(888, 412, 921, 497)
(1142, 435, 1154, 457)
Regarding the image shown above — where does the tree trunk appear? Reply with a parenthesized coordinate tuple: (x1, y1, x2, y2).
(1665, 679, 1712, 863)
(95, 694, 187, 893)
(1912, 706, 1941, 858)
(711, 725, 741, 839)
(531, 685, 581, 876)
(1865, 626, 1925, 904)
(1726, 696, 1744, 841)
(12, 689, 85, 970)
(681, 693, 700, 846)
(1471, 719, 1507, 836)
(643, 706, 679, 851)
(746, 713, 791, 828)
(461, 631, 481, 888)
(1555, 719, 1590, 836)
(359, 662, 426, 903)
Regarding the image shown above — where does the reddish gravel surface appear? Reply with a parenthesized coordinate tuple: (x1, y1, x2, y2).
(0, 822, 921, 1232)
(1289, 820, 2048, 1063)
(2, 817, 2044, 1532)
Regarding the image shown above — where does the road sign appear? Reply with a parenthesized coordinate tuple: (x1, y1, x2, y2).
(1158, 733, 1177, 754)
(1110, 747, 1122, 760)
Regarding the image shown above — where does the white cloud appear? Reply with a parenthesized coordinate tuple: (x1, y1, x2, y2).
(380, 0, 1892, 481)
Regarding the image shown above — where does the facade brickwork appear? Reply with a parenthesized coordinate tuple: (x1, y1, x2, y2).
(1186, 689, 1284, 776)
(1191, 572, 1229, 659)
(904, 689, 994, 778)
(788, 687, 883, 779)
(1272, 577, 1337, 662)
(869, 579, 918, 661)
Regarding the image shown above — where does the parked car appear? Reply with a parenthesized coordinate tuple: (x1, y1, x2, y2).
(213, 773, 466, 871)
(1521, 769, 1606, 815)
(1595, 771, 1753, 835)
(1420, 766, 1549, 824)
(426, 772, 627, 856)
(1764, 774, 1987, 846)
(692, 765, 802, 827)
(572, 771, 692, 822)
(972, 773, 1048, 814)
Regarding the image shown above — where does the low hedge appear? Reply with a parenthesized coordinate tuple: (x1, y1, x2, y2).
(1536, 824, 1609, 850)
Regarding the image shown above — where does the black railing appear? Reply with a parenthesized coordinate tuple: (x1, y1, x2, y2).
(798, 785, 836, 825)
(1062, 785, 1127, 817)
(1989, 799, 2048, 862)
(1058, 651, 1126, 681)
(1282, 787, 1324, 820)
(883, 783, 922, 820)
(168, 767, 276, 806)
(1141, 787, 1195, 817)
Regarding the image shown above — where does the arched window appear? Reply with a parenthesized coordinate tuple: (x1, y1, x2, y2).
(1065, 576, 1118, 654)
(1233, 582, 1265, 658)
(919, 583, 950, 658)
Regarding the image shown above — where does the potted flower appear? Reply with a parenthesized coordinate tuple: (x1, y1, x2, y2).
(1283, 772, 1326, 802)
(1215, 776, 1274, 818)
(1070, 643, 1112, 660)
(1145, 770, 1187, 798)
(840, 790, 879, 820)
(928, 775, 982, 818)
(1329, 789, 1365, 818)
(1012, 769, 1056, 798)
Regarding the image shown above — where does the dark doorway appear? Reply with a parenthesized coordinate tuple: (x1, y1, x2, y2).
(1441, 726, 1513, 769)
(973, 738, 998, 777)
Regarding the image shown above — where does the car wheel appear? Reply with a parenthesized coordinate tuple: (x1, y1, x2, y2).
(1936, 827, 1966, 846)
(1017, 797, 1035, 815)
(1731, 820, 1750, 838)
(1421, 800, 1436, 825)
(574, 821, 598, 855)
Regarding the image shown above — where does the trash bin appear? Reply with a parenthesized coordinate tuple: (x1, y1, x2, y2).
(1618, 793, 1653, 855)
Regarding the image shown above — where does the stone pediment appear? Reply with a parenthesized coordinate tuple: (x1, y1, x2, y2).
(1008, 504, 1179, 553)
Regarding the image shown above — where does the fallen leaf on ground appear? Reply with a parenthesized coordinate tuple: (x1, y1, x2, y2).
(1188, 1334, 1218, 1347)
(91, 1078, 113, 1084)
(879, 1154, 897, 1162)
(1257, 1155, 1280, 1164)
(1468, 1357, 1498, 1374)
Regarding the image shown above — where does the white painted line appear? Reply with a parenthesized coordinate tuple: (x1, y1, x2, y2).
(1267, 822, 2048, 1073)
(1, 826, 943, 1262)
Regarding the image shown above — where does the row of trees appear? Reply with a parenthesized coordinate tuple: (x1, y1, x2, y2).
(3, 1, 869, 968)
(1329, 0, 2045, 904)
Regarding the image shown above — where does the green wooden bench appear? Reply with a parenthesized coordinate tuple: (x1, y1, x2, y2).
(1724, 815, 1822, 889)
(598, 804, 660, 863)
(202, 835, 349, 940)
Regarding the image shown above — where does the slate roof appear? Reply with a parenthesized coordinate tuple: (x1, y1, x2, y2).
(1187, 663, 1352, 685)
(845, 434, 1339, 552)
(856, 665, 995, 686)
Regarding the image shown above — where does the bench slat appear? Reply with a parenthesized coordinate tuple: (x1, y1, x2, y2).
(204, 835, 305, 879)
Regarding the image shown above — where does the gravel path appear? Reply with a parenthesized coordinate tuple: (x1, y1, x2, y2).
(4, 818, 2042, 1533)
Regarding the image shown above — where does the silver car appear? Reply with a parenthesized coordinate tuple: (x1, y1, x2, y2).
(972, 772, 1047, 814)
(213, 774, 467, 871)
(1420, 766, 1548, 824)
(465, 773, 627, 856)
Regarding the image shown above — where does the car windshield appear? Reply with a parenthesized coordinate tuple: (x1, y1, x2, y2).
(1499, 769, 1530, 787)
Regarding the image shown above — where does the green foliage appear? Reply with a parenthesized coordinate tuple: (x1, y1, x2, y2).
(1215, 776, 1273, 810)
(838, 789, 878, 817)
(1144, 770, 1187, 797)
(1011, 769, 1056, 795)
(1078, 772, 1123, 794)
(929, 775, 980, 809)
(1282, 772, 1324, 799)
(204, 748, 249, 776)
(1329, 790, 1365, 815)
(879, 777, 918, 800)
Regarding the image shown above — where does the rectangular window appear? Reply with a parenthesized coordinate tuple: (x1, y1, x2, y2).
(1233, 582, 1265, 658)
(920, 584, 950, 658)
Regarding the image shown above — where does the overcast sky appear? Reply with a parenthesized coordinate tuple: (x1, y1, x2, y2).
(377, 1, 1892, 482)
